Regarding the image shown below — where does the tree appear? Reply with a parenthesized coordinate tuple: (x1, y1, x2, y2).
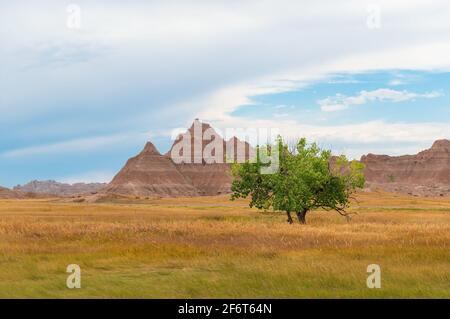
(231, 137, 365, 224)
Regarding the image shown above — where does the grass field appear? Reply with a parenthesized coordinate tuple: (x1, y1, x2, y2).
(0, 191, 449, 298)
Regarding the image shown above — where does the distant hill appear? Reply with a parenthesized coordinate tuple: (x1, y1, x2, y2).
(361, 139, 450, 197)
(13, 180, 107, 196)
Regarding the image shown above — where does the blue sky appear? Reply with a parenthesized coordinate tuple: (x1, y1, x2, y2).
(1, 1, 450, 188)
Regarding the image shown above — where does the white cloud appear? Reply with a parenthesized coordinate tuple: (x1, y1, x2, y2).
(318, 88, 442, 112)
(4, 1, 450, 119)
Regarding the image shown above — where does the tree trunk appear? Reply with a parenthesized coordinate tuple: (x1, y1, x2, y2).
(296, 210, 308, 224)
(286, 211, 293, 224)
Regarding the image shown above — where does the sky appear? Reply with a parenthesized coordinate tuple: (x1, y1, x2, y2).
(1, 0, 450, 188)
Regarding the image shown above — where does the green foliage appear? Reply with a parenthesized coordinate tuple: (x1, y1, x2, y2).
(231, 137, 365, 223)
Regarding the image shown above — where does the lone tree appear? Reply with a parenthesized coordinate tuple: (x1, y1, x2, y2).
(231, 137, 365, 224)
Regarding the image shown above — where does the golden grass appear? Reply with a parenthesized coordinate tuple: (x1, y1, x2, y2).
(0, 191, 449, 298)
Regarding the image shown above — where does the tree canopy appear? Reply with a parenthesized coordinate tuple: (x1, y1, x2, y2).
(231, 137, 365, 224)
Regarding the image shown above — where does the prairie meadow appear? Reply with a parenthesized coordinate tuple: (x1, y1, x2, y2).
(0, 191, 449, 298)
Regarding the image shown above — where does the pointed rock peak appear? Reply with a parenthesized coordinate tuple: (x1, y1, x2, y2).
(188, 118, 212, 134)
(431, 139, 450, 150)
(140, 142, 161, 155)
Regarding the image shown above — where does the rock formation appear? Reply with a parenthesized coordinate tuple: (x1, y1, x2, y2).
(361, 139, 450, 196)
(106, 120, 255, 197)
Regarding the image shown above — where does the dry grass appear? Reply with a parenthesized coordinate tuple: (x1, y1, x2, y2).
(0, 191, 449, 298)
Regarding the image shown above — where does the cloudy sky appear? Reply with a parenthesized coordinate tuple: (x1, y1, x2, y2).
(1, 0, 450, 187)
